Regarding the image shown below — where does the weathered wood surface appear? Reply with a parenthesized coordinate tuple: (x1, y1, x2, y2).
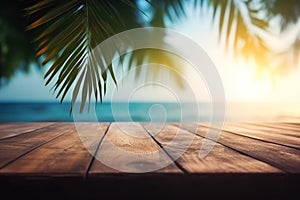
(144, 123, 281, 173)
(89, 123, 181, 174)
(0, 122, 299, 199)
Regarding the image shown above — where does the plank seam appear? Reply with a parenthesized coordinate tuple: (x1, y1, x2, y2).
(0, 130, 69, 170)
(232, 123, 300, 139)
(206, 125, 300, 151)
(174, 124, 288, 174)
(247, 123, 300, 133)
(85, 122, 111, 179)
(141, 123, 187, 174)
(0, 123, 57, 141)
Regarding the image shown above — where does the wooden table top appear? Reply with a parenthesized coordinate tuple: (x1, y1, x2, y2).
(0, 122, 299, 199)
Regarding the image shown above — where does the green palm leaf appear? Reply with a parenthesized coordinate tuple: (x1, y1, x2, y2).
(26, 0, 134, 112)
(26, 0, 190, 112)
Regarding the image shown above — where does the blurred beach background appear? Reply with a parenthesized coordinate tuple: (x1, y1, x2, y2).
(1, 0, 300, 123)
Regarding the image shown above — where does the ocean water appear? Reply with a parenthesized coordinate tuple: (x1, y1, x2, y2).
(0, 102, 212, 122)
(1, 102, 299, 122)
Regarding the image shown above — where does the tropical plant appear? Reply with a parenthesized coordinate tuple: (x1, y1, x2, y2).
(0, 1, 39, 85)
(204, 0, 300, 77)
(24, 0, 186, 112)
(1, 0, 300, 110)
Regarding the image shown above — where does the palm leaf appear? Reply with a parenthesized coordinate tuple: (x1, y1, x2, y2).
(207, 0, 274, 69)
(207, 0, 300, 74)
(26, 0, 189, 112)
(26, 0, 133, 112)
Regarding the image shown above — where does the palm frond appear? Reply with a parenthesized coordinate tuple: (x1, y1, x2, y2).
(26, 0, 134, 112)
(265, 0, 300, 31)
(146, 0, 186, 26)
(206, 0, 280, 72)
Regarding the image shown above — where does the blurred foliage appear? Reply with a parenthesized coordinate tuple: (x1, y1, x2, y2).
(202, 0, 300, 77)
(0, 0, 40, 84)
(0, 0, 300, 109)
(22, 0, 186, 111)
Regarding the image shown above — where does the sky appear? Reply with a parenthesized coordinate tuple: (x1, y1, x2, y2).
(1, 1, 300, 118)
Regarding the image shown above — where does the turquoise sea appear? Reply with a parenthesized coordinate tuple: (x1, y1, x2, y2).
(0, 102, 211, 122)
(1, 102, 299, 122)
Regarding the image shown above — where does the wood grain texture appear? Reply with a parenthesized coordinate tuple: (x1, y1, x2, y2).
(182, 123, 300, 173)
(0, 123, 72, 168)
(222, 123, 300, 149)
(89, 122, 181, 174)
(0, 123, 110, 176)
(233, 122, 300, 138)
(144, 123, 281, 173)
(0, 122, 299, 200)
(249, 122, 300, 134)
(0, 122, 54, 140)
(0, 122, 299, 176)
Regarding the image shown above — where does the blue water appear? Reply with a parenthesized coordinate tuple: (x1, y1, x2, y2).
(0, 102, 211, 122)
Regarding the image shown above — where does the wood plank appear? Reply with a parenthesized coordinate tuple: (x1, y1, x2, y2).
(143, 123, 281, 173)
(280, 123, 300, 132)
(222, 123, 300, 149)
(233, 122, 300, 138)
(178, 123, 300, 173)
(284, 122, 300, 129)
(0, 123, 109, 176)
(254, 122, 300, 133)
(0, 123, 74, 169)
(0, 122, 54, 139)
(89, 122, 181, 174)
